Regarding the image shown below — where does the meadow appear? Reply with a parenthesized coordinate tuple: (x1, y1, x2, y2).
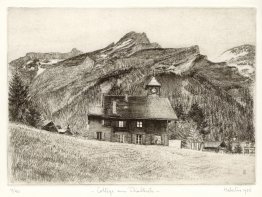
(8, 123, 255, 184)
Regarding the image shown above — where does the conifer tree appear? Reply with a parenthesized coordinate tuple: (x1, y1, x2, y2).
(174, 104, 185, 120)
(188, 103, 210, 140)
(9, 72, 41, 127)
(234, 143, 242, 154)
(188, 103, 204, 129)
(25, 104, 41, 127)
(246, 123, 255, 142)
(8, 73, 29, 122)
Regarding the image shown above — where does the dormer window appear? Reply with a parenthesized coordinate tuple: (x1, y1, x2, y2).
(119, 121, 124, 127)
(137, 121, 143, 128)
(118, 121, 126, 127)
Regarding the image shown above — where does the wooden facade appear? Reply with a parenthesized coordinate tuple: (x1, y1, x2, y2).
(88, 116, 169, 145)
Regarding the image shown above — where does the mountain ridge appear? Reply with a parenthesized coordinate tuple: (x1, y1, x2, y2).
(8, 48, 83, 84)
(9, 31, 255, 141)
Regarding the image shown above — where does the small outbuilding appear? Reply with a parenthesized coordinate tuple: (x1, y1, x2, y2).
(203, 141, 227, 153)
(232, 141, 255, 154)
(57, 125, 73, 135)
(41, 120, 58, 132)
(58, 128, 67, 134)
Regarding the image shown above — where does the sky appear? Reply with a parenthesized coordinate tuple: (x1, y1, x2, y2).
(8, 8, 256, 62)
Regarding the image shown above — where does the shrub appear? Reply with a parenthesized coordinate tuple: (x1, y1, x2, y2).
(234, 143, 242, 154)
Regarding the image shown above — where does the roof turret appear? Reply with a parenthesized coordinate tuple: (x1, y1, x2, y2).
(146, 76, 161, 88)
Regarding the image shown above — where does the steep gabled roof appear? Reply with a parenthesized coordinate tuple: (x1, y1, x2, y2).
(99, 95, 177, 120)
(41, 120, 58, 132)
(42, 120, 53, 126)
(127, 96, 176, 120)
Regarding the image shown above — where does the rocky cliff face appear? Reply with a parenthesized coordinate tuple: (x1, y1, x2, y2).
(215, 44, 255, 78)
(9, 48, 83, 84)
(25, 48, 83, 60)
(10, 31, 254, 141)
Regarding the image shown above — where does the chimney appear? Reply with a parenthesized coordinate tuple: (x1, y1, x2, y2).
(112, 101, 117, 114)
(125, 94, 128, 102)
(101, 93, 104, 107)
(124, 90, 129, 102)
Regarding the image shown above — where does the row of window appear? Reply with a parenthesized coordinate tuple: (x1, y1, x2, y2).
(117, 134, 142, 144)
(96, 132, 163, 145)
(101, 120, 143, 128)
(117, 121, 143, 128)
(96, 132, 143, 145)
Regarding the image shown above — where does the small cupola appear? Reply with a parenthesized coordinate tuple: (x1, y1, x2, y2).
(145, 76, 161, 96)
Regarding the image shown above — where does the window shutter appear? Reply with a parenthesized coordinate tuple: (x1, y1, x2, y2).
(105, 119, 110, 126)
(94, 132, 97, 139)
(114, 133, 118, 142)
(123, 121, 126, 127)
(142, 135, 146, 145)
(111, 120, 116, 127)
(132, 134, 136, 144)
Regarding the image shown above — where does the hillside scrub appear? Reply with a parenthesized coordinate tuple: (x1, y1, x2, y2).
(10, 32, 254, 142)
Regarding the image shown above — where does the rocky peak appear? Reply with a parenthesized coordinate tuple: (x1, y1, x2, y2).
(117, 31, 151, 45)
(225, 44, 255, 56)
(70, 48, 82, 55)
(215, 44, 255, 79)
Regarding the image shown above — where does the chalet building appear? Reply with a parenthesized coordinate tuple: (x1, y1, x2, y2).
(88, 76, 177, 146)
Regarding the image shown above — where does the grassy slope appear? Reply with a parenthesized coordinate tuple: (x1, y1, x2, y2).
(9, 123, 255, 184)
